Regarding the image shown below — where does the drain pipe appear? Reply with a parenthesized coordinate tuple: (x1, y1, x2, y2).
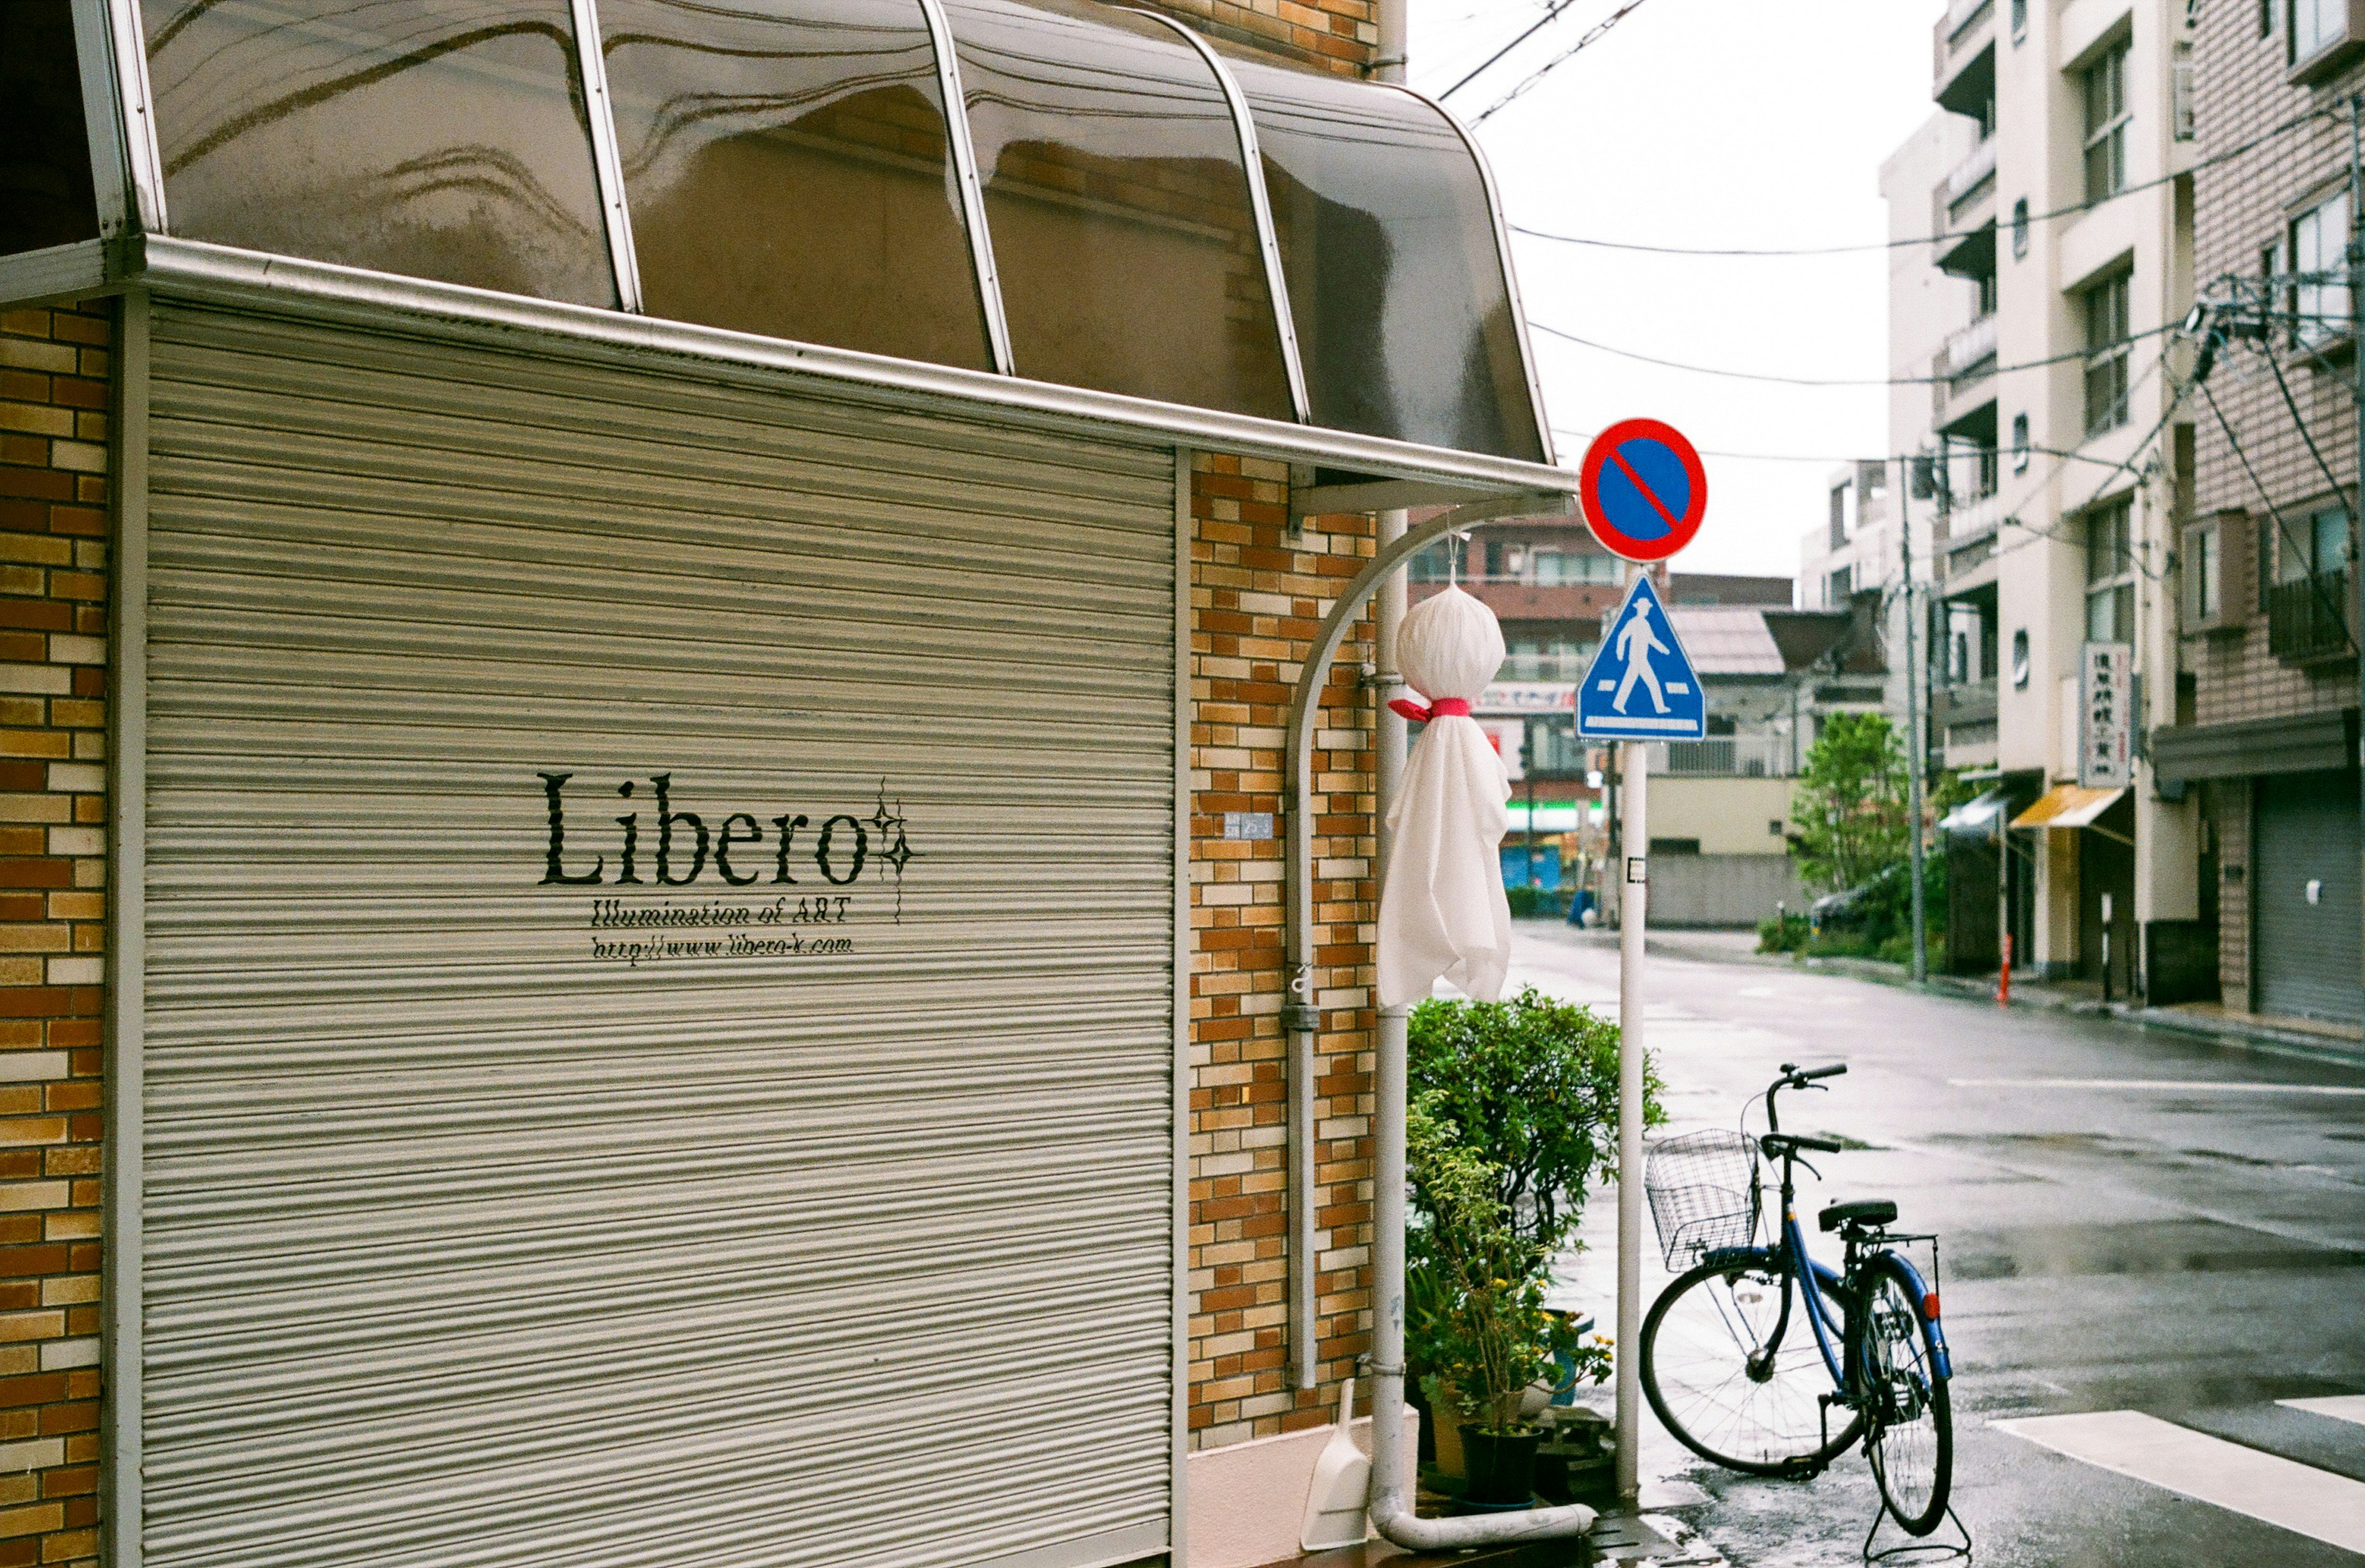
(1282, 491, 1595, 1550)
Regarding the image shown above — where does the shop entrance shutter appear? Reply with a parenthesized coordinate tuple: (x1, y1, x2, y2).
(137, 303, 1179, 1568)
(2254, 767, 2363, 1025)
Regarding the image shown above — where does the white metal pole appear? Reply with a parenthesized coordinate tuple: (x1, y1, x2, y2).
(1614, 735, 1648, 1500)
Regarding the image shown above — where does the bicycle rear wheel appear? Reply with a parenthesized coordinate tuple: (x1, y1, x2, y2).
(1861, 1256, 1952, 1534)
(1641, 1256, 1864, 1476)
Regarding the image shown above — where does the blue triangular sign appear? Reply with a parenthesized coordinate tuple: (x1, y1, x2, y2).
(1577, 575, 1706, 740)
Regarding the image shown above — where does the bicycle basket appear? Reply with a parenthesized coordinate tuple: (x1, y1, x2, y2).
(1644, 1130, 1761, 1269)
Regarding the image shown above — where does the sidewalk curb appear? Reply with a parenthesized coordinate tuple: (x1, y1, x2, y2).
(1519, 920, 2365, 1070)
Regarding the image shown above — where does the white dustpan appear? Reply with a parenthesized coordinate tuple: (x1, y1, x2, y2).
(1298, 1377, 1372, 1551)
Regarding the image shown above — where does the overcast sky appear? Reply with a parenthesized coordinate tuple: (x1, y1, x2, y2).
(1409, 0, 1949, 581)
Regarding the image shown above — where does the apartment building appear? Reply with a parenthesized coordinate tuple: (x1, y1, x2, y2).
(1904, 0, 2197, 987)
(2154, 0, 2363, 1024)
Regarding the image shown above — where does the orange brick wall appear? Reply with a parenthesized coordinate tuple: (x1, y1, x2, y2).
(1186, 453, 1377, 1448)
(0, 299, 111, 1568)
(1144, 0, 1376, 74)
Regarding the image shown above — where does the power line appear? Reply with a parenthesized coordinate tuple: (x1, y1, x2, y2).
(1504, 103, 2340, 257)
(1464, 0, 1652, 124)
(1527, 318, 2178, 387)
(1545, 428, 2142, 471)
(1438, 0, 1648, 103)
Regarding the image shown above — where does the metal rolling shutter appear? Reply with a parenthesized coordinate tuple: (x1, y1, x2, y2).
(2254, 768, 2362, 1025)
(137, 302, 1179, 1568)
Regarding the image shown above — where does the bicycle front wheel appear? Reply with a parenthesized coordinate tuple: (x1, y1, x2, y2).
(1861, 1256, 1953, 1534)
(1641, 1256, 1865, 1476)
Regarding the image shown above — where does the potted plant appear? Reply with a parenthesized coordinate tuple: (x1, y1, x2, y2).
(1408, 1101, 1584, 1507)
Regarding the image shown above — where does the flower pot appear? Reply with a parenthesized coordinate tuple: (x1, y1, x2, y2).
(1457, 1424, 1541, 1508)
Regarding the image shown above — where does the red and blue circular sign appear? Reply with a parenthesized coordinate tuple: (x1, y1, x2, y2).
(1579, 418, 1708, 562)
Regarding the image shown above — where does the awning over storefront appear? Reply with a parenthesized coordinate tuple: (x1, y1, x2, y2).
(1938, 786, 2009, 838)
(2, 0, 1564, 490)
(2009, 785, 2127, 831)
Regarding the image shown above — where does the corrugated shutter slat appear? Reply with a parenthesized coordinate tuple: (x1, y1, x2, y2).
(139, 303, 1177, 1568)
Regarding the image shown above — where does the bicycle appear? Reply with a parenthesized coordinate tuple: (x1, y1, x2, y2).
(1636, 1062, 1957, 1540)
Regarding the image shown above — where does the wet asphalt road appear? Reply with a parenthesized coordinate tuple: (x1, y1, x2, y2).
(1505, 920, 2365, 1567)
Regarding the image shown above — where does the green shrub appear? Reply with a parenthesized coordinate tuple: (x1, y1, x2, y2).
(1404, 989, 1654, 1423)
(1408, 987, 1660, 1253)
(1757, 913, 1808, 953)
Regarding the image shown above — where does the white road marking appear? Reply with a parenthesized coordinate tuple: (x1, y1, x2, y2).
(1948, 1077, 2365, 1096)
(1994, 1410, 2365, 1554)
(2281, 1395, 2365, 1429)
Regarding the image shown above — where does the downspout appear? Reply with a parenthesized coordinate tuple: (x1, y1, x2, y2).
(1284, 491, 1596, 1550)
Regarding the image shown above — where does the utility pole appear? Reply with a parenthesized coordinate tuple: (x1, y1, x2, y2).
(2351, 94, 2363, 1018)
(1904, 456, 1931, 983)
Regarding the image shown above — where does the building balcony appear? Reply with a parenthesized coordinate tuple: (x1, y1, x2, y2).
(1944, 137, 1997, 213)
(1644, 734, 1789, 778)
(1933, 0, 1995, 107)
(1941, 312, 1997, 377)
(2268, 570, 2355, 664)
(1931, 676, 1998, 729)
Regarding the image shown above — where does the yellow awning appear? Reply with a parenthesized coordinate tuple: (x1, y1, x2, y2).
(2009, 785, 2128, 831)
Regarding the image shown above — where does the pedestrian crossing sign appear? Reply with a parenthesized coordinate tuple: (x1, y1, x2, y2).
(1577, 575, 1707, 740)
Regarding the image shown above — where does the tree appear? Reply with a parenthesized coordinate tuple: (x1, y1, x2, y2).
(1790, 711, 1907, 894)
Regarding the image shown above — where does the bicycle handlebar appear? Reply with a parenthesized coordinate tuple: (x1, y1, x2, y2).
(1787, 1133, 1845, 1154)
(1779, 1062, 1848, 1085)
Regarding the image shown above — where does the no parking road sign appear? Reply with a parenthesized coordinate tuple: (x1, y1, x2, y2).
(1579, 418, 1707, 562)
(1577, 573, 1705, 741)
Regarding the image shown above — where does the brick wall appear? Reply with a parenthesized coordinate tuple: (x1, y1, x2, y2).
(0, 300, 111, 1568)
(1143, 0, 1375, 73)
(2188, 2, 2361, 732)
(1186, 453, 1377, 1447)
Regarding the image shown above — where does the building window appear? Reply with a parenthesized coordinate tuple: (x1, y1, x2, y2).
(2011, 411, 2031, 471)
(1532, 548, 1567, 584)
(2085, 498, 2137, 642)
(2083, 270, 2132, 435)
(1827, 565, 1854, 606)
(1974, 443, 2000, 499)
(1830, 482, 1855, 548)
(2082, 38, 2130, 203)
(2278, 504, 2352, 582)
(2010, 627, 2030, 686)
(2290, 189, 2353, 347)
(2172, 41, 2195, 140)
(2293, 0, 2345, 63)
(2012, 0, 2027, 41)
(2185, 517, 2221, 624)
(2012, 198, 2029, 258)
(1976, 270, 1999, 317)
(2263, 0, 2276, 36)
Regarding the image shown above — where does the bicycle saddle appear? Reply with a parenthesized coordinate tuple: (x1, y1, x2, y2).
(1818, 1199, 1898, 1233)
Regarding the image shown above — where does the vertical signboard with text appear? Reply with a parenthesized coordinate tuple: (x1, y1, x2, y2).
(2079, 642, 2132, 788)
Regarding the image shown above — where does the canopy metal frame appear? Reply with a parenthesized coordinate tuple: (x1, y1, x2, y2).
(41, 0, 1562, 485)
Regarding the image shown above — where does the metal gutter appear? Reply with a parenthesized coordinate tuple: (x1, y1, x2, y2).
(102, 288, 151, 1568)
(1280, 493, 1597, 1550)
(916, 0, 1017, 376)
(1277, 490, 1569, 1389)
(0, 242, 110, 310)
(107, 233, 1580, 499)
(568, 0, 645, 313)
(1132, 12, 1314, 426)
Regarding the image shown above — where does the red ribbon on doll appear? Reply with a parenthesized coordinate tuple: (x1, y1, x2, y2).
(1386, 697, 1471, 724)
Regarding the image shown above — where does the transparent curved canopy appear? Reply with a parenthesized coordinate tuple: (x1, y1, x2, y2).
(141, 0, 620, 308)
(18, 0, 1550, 460)
(600, 0, 997, 370)
(1217, 49, 1544, 462)
(945, 0, 1292, 418)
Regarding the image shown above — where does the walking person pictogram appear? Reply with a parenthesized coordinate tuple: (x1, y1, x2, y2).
(1613, 600, 1670, 715)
